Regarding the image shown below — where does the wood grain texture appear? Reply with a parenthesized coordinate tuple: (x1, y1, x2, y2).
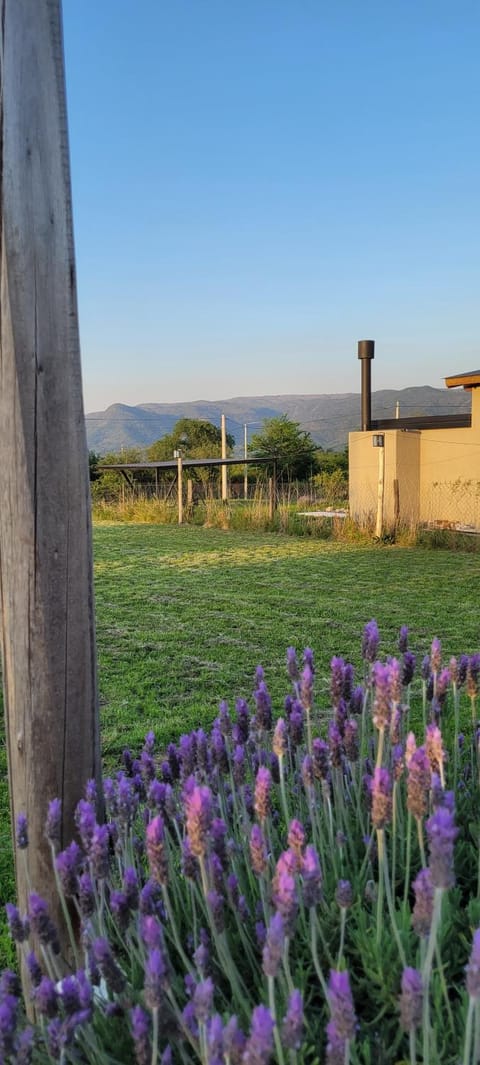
(0, 0, 102, 950)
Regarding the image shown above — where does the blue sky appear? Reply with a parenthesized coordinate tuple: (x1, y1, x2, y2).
(62, 1, 480, 413)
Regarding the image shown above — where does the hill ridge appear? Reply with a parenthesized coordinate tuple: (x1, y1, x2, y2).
(86, 386, 471, 455)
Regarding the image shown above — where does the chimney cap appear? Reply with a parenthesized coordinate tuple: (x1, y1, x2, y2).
(358, 340, 375, 360)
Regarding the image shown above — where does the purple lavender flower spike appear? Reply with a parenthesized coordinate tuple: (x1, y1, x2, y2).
(336, 880, 353, 909)
(412, 868, 434, 937)
(185, 784, 213, 858)
(426, 805, 458, 889)
(282, 989, 304, 1050)
(388, 658, 402, 705)
(117, 774, 139, 829)
(91, 937, 126, 994)
(34, 976, 58, 1018)
(458, 654, 469, 687)
(372, 661, 391, 731)
(288, 706, 304, 747)
(211, 817, 228, 866)
(207, 1013, 224, 1065)
(123, 866, 139, 910)
(466, 929, 480, 999)
(362, 619, 379, 663)
(192, 976, 214, 1024)
(287, 819, 305, 858)
(430, 636, 442, 673)
(89, 823, 110, 879)
(399, 967, 423, 1031)
(182, 1000, 199, 1038)
(59, 975, 82, 1016)
(328, 969, 357, 1041)
(287, 646, 299, 682)
(243, 1004, 274, 1065)
(398, 625, 409, 653)
(144, 730, 155, 753)
(254, 766, 272, 824)
(45, 798, 62, 850)
(211, 726, 228, 773)
(407, 747, 431, 820)
(328, 722, 343, 768)
(179, 734, 197, 781)
(370, 767, 392, 829)
(16, 1025, 34, 1064)
(421, 655, 431, 682)
(254, 680, 273, 731)
(75, 799, 96, 851)
(233, 744, 246, 787)
(235, 698, 250, 743)
(255, 921, 266, 949)
(5, 903, 29, 943)
(312, 738, 330, 780)
(272, 718, 287, 759)
(301, 755, 314, 789)
(223, 1015, 246, 1063)
(344, 718, 359, 762)
(207, 890, 225, 934)
(56, 841, 82, 897)
(78, 871, 95, 918)
(145, 946, 170, 1008)
(272, 870, 298, 935)
(26, 951, 42, 988)
(325, 1019, 346, 1064)
(262, 912, 285, 978)
(302, 845, 323, 908)
(351, 685, 365, 715)
(0, 994, 18, 1057)
(16, 813, 28, 849)
(130, 1005, 151, 1065)
(146, 814, 168, 885)
(303, 647, 315, 672)
(0, 970, 20, 998)
(141, 915, 163, 950)
(330, 657, 345, 708)
(343, 662, 355, 702)
(28, 894, 60, 953)
(300, 664, 314, 711)
(402, 650, 416, 687)
(110, 890, 131, 933)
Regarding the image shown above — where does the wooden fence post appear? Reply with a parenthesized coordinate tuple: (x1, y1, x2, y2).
(0, 0, 102, 962)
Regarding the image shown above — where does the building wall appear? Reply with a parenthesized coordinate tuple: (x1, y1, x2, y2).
(349, 390, 480, 529)
(419, 391, 480, 526)
(349, 430, 421, 527)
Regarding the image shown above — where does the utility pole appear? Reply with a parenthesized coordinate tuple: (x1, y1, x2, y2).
(244, 423, 248, 500)
(0, 0, 102, 973)
(221, 413, 228, 501)
(175, 451, 183, 524)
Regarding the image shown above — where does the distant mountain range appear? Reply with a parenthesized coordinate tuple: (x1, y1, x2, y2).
(85, 386, 471, 456)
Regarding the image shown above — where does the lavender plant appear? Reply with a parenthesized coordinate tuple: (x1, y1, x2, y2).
(3, 624, 480, 1063)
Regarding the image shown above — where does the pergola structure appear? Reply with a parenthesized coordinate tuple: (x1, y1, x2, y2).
(99, 455, 278, 521)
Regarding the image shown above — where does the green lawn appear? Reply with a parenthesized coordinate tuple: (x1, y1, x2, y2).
(94, 524, 480, 761)
(1, 523, 480, 966)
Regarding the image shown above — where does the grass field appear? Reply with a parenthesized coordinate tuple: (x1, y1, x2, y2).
(1, 523, 480, 967)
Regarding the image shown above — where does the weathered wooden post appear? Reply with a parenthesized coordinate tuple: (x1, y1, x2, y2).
(0, 0, 102, 958)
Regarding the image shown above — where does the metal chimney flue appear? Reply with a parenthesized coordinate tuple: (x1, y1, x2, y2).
(358, 339, 375, 431)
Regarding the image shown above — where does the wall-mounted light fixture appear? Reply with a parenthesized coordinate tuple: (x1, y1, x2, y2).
(372, 434, 385, 448)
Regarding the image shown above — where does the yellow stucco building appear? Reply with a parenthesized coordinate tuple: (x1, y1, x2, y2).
(349, 368, 480, 532)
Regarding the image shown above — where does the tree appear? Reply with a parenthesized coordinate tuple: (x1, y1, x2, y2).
(249, 415, 318, 480)
(147, 419, 235, 494)
(147, 418, 235, 461)
(89, 450, 101, 481)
